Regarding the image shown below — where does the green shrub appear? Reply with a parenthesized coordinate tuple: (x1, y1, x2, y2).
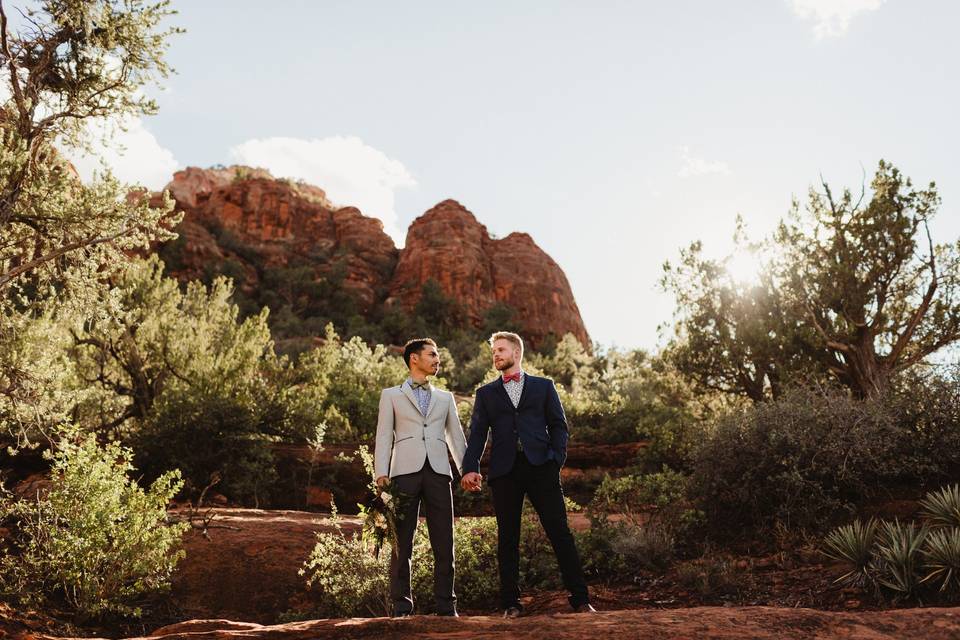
(690, 386, 904, 536)
(589, 468, 703, 541)
(0, 435, 186, 619)
(134, 389, 279, 506)
(301, 507, 571, 616)
(920, 484, 960, 529)
(922, 528, 960, 593)
(411, 517, 501, 612)
(300, 508, 391, 617)
(874, 519, 929, 598)
(578, 468, 703, 579)
(674, 555, 755, 599)
(822, 518, 879, 589)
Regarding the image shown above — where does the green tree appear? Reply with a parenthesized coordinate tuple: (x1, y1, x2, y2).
(0, 0, 182, 446)
(775, 161, 960, 398)
(663, 162, 960, 400)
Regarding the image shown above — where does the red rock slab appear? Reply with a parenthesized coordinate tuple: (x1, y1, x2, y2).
(169, 509, 362, 624)
(114, 606, 960, 640)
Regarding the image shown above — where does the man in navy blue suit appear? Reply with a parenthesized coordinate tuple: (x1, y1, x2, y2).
(461, 331, 595, 617)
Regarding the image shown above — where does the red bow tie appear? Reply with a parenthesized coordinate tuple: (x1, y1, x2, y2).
(503, 372, 522, 384)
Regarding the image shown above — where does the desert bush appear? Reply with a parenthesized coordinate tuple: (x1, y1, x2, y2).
(886, 367, 960, 478)
(919, 484, 960, 529)
(300, 507, 391, 617)
(133, 389, 280, 506)
(411, 517, 501, 612)
(922, 527, 960, 593)
(590, 468, 703, 541)
(823, 484, 960, 601)
(578, 469, 702, 578)
(0, 435, 186, 619)
(874, 519, 929, 598)
(822, 518, 879, 589)
(301, 504, 576, 616)
(690, 386, 905, 536)
(674, 555, 755, 599)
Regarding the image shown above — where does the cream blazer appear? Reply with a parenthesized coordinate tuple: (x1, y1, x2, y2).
(374, 382, 467, 479)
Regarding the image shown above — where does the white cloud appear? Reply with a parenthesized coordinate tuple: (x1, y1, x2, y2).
(229, 136, 416, 245)
(65, 116, 179, 191)
(677, 146, 731, 178)
(790, 0, 885, 39)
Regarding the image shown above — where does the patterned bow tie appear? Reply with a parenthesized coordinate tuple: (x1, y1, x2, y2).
(503, 372, 522, 384)
(410, 380, 429, 390)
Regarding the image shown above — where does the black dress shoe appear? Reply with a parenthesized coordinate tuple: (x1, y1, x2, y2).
(437, 610, 459, 617)
(573, 603, 597, 613)
(503, 606, 522, 618)
(392, 610, 413, 618)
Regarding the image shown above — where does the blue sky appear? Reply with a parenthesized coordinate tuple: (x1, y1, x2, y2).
(61, 1, 960, 351)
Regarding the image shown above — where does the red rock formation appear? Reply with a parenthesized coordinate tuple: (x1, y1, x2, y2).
(158, 170, 589, 347)
(388, 200, 589, 347)
(160, 167, 398, 311)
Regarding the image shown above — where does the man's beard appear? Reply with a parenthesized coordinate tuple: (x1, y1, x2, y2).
(495, 357, 515, 371)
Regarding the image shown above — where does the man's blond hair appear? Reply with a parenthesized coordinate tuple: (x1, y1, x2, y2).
(489, 331, 524, 357)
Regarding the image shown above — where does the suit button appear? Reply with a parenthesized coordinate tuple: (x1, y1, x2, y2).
(423, 423, 427, 427)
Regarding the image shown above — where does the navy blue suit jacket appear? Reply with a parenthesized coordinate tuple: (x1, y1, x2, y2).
(462, 374, 569, 479)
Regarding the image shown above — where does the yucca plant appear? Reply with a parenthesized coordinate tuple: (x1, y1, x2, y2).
(822, 518, 878, 588)
(874, 519, 929, 597)
(922, 527, 960, 593)
(920, 484, 960, 529)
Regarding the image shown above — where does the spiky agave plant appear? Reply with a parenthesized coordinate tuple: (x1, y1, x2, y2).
(822, 518, 879, 588)
(920, 484, 960, 529)
(922, 527, 960, 593)
(874, 519, 929, 598)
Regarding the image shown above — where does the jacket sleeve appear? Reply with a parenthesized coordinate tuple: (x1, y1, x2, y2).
(374, 389, 395, 478)
(445, 391, 467, 476)
(544, 379, 569, 467)
(462, 388, 491, 474)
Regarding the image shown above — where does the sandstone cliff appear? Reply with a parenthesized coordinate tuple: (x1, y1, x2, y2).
(388, 199, 589, 346)
(157, 167, 588, 348)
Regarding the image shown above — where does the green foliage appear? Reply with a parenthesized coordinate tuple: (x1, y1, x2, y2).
(411, 518, 501, 612)
(581, 468, 702, 578)
(922, 528, 960, 593)
(822, 518, 879, 588)
(0, 435, 186, 619)
(920, 484, 960, 529)
(689, 386, 905, 536)
(0, 0, 182, 448)
(67, 257, 329, 503)
(298, 325, 408, 442)
(674, 555, 755, 599)
(662, 162, 960, 401)
(300, 506, 391, 617)
(134, 389, 280, 506)
(874, 519, 929, 597)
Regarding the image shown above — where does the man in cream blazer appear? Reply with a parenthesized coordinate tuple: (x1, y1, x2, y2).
(375, 338, 467, 617)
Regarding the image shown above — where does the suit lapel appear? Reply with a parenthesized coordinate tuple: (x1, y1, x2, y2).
(424, 384, 439, 419)
(496, 377, 513, 408)
(399, 383, 423, 416)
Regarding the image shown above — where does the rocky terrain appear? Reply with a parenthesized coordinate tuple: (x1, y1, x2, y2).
(154, 167, 588, 348)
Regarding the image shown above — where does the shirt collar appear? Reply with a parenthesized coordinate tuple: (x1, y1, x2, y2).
(406, 377, 431, 390)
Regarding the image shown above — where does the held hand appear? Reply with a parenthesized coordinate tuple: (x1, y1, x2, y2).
(376, 475, 390, 491)
(461, 472, 482, 492)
